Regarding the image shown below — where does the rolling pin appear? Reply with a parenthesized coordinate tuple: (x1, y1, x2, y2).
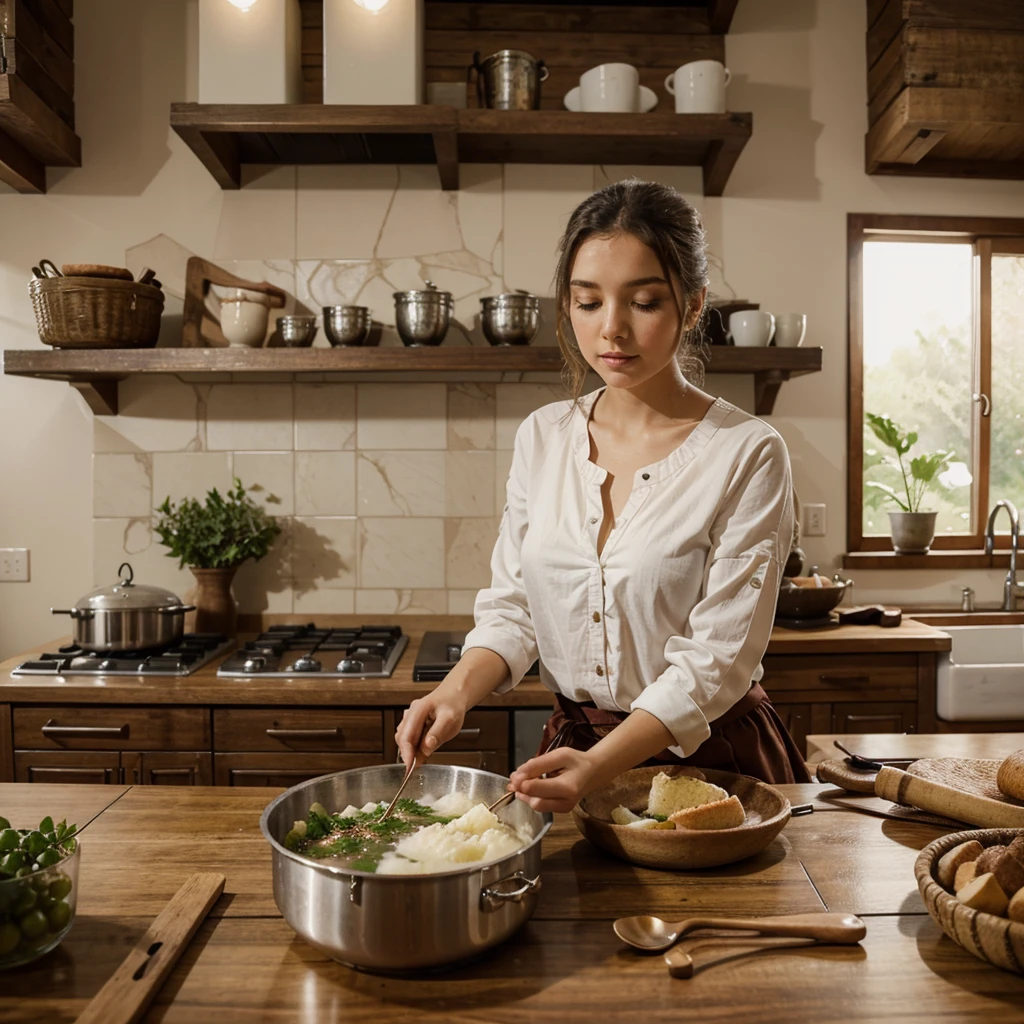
(875, 765, 1024, 829)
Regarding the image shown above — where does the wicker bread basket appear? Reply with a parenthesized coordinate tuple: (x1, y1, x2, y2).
(29, 276, 164, 348)
(916, 827, 1024, 975)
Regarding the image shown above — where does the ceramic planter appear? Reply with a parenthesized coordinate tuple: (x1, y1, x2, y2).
(888, 511, 938, 555)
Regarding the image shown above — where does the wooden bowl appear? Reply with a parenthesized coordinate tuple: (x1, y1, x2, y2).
(916, 827, 1024, 975)
(571, 766, 792, 870)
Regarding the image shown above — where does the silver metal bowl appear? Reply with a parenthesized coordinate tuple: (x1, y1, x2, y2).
(278, 315, 318, 347)
(323, 306, 372, 347)
(393, 281, 453, 347)
(481, 293, 540, 346)
(260, 763, 551, 971)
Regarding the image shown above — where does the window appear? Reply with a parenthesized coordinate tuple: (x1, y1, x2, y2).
(847, 214, 1024, 559)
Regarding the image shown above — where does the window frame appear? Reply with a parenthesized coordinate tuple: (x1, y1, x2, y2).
(846, 213, 1024, 565)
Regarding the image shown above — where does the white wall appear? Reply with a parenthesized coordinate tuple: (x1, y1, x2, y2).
(1, 0, 1022, 658)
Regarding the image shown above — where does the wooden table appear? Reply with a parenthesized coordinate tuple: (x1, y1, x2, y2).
(2, 782, 1024, 1022)
(806, 732, 1024, 764)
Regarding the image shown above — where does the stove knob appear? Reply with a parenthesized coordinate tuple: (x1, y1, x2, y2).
(291, 657, 322, 673)
(243, 656, 266, 673)
(446, 644, 463, 662)
(98, 659, 117, 671)
(339, 658, 364, 674)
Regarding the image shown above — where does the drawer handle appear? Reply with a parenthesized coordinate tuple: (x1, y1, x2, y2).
(456, 728, 482, 740)
(818, 674, 870, 686)
(41, 719, 129, 739)
(265, 727, 342, 740)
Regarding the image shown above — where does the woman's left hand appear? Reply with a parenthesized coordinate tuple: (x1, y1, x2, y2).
(508, 747, 598, 814)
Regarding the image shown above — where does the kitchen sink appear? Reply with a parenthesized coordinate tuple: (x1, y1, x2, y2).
(936, 624, 1024, 721)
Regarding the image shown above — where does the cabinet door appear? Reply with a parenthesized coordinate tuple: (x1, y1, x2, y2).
(213, 709, 382, 752)
(429, 750, 510, 775)
(774, 703, 811, 759)
(831, 702, 917, 735)
(15, 750, 122, 784)
(439, 711, 510, 752)
(214, 752, 383, 787)
(123, 751, 213, 786)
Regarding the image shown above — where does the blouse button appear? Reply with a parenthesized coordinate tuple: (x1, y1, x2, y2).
(641, 472, 650, 481)
(590, 517, 598, 524)
(592, 611, 601, 623)
(595, 665, 604, 677)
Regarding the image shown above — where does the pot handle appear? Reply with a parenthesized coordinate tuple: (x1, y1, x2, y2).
(51, 608, 94, 620)
(480, 871, 541, 912)
(158, 605, 197, 615)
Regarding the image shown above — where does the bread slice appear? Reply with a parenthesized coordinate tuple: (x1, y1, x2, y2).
(957, 872, 1009, 916)
(646, 772, 728, 818)
(669, 794, 746, 831)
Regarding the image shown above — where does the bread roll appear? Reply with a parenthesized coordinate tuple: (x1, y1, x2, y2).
(669, 794, 746, 831)
(1007, 835, 1024, 865)
(990, 849, 1024, 897)
(937, 839, 983, 889)
(997, 750, 1024, 801)
(957, 872, 1010, 916)
(954, 861, 979, 894)
(1009, 887, 1024, 924)
(975, 845, 1009, 875)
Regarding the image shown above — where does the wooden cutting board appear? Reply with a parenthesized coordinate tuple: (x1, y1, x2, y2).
(875, 758, 1024, 829)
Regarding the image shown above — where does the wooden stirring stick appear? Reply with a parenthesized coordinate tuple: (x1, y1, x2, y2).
(75, 873, 225, 1024)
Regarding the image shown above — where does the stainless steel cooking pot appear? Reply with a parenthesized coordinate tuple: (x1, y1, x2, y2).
(393, 280, 453, 347)
(481, 292, 541, 346)
(51, 562, 195, 652)
(260, 764, 552, 971)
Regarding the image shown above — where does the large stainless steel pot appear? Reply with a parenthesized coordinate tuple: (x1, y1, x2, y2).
(393, 280, 453, 347)
(260, 764, 551, 971)
(481, 292, 541, 346)
(51, 562, 195, 652)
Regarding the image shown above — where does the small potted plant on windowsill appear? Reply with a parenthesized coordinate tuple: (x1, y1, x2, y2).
(864, 412, 964, 555)
(154, 478, 282, 635)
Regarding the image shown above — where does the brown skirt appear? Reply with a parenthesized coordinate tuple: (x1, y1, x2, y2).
(537, 682, 811, 785)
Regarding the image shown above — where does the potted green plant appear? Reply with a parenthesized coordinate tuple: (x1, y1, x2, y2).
(864, 412, 957, 555)
(154, 478, 281, 635)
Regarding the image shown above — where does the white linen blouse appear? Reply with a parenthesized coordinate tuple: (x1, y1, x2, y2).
(461, 388, 794, 757)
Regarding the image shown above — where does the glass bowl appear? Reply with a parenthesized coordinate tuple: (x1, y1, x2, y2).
(0, 842, 80, 969)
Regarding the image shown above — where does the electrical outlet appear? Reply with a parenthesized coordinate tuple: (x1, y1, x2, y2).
(803, 504, 826, 537)
(0, 548, 29, 582)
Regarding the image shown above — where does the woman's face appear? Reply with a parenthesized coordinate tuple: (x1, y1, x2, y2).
(568, 232, 702, 391)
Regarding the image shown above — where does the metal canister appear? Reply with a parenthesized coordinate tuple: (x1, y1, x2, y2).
(471, 50, 548, 110)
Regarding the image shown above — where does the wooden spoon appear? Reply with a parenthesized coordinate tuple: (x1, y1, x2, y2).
(665, 936, 818, 979)
(613, 911, 866, 953)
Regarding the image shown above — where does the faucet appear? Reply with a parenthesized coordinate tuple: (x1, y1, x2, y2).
(984, 499, 1024, 610)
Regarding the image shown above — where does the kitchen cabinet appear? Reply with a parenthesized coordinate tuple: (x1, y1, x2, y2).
(122, 751, 213, 786)
(213, 752, 384, 788)
(14, 750, 121, 784)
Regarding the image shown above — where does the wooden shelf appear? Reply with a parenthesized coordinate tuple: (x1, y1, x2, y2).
(2, 345, 821, 416)
(169, 103, 752, 196)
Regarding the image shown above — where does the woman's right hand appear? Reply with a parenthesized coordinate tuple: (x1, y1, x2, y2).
(395, 692, 468, 769)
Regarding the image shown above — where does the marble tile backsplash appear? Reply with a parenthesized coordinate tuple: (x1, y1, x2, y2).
(93, 379, 569, 617)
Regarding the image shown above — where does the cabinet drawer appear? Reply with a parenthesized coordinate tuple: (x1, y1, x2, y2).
(440, 711, 509, 752)
(830, 702, 917, 735)
(15, 750, 122, 784)
(429, 750, 510, 775)
(214, 752, 383, 787)
(213, 708, 382, 752)
(762, 654, 918, 697)
(13, 706, 209, 751)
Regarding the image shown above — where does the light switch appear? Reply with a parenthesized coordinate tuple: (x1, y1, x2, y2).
(0, 548, 29, 582)
(803, 504, 826, 537)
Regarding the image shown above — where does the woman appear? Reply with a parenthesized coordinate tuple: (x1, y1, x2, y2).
(396, 179, 810, 814)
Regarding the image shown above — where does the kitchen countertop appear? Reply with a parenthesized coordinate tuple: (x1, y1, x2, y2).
(2, 778, 1022, 1022)
(806, 732, 1024, 764)
(0, 615, 951, 706)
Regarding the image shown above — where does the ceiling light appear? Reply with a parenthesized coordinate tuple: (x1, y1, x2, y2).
(225, 0, 259, 11)
(352, 0, 391, 11)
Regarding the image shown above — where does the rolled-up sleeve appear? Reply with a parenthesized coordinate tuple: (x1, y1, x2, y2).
(461, 420, 539, 691)
(629, 432, 794, 754)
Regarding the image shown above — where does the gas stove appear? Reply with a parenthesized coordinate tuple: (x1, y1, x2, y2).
(11, 633, 232, 677)
(216, 623, 408, 679)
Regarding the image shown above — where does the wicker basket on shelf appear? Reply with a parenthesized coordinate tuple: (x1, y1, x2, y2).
(29, 276, 165, 348)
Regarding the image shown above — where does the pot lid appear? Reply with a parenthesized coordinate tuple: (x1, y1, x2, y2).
(74, 562, 185, 611)
(393, 279, 453, 303)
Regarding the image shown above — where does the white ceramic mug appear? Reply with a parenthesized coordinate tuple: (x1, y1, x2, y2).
(729, 311, 775, 348)
(774, 313, 807, 348)
(665, 60, 730, 114)
(219, 289, 271, 348)
(579, 62, 641, 112)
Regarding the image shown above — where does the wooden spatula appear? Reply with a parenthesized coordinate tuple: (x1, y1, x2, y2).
(75, 873, 225, 1024)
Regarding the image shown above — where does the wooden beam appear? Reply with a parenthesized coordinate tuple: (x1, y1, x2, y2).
(70, 380, 119, 416)
(0, 73, 79, 164)
(753, 370, 788, 417)
(432, 128, 459, 190)
(892, 127, 946, 164)
(702, 134, 746, 196)
(2, 0, 75, 97)
(0, 121, 44, 191)
(171, 122, 241, 189)
(707, 0, 740, 34)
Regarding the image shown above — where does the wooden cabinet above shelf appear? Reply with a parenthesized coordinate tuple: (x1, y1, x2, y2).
(1, 345, 822, 416)
(170, 104, 752, 195)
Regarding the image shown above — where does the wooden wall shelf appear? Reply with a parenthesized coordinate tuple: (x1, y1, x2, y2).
(2, 345, 821, 416)
(170, 103, 752, 195)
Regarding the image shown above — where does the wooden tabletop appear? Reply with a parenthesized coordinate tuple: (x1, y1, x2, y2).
(0, 614, 951, 706)
(1, 781, 1022, 1022)
(806, 732, 1024, 764)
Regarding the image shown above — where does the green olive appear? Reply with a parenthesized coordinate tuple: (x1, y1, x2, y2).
(0, 829, 18, 853)
(13, 885, 37, 914)
(48, 876, 72, 901)
(0, 921, 20, 956)
(46, 901, 71, 932)
(19, 909, 47, 940)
